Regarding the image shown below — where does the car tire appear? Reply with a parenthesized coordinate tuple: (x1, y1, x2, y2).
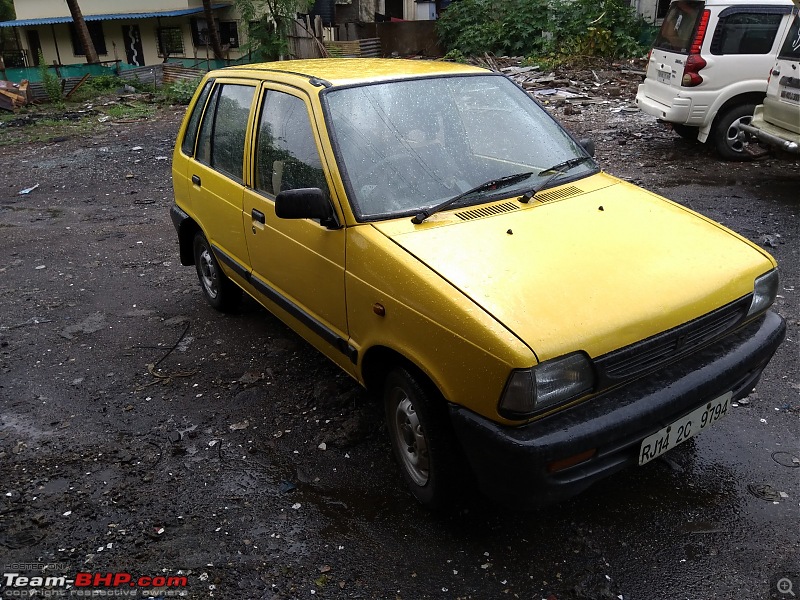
(383, 366, 462, 510)
(671, 123, 699, 141)
(711, 104, 757, 161)
(192, 231, 241, 312)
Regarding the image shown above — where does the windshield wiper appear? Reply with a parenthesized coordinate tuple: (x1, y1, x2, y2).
(519, 156, 595, 203)
(411, 171, 534, 224)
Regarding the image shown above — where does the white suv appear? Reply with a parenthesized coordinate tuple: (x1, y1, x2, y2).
(636, 0, 796, 160)
(741, 3, 800, 153)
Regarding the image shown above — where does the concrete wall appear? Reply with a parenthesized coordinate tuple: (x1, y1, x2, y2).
(13, 0, 203, 20)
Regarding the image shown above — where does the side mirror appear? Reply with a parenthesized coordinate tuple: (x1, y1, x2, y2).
(275, 188, 339, 229)
(578, 137, 596, 157)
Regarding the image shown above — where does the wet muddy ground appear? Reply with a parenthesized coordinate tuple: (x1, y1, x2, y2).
(0, 84, 798, 600)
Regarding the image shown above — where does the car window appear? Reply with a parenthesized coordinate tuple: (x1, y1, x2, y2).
(710, 13, 783, 55)
(195, 83, 256, 182)
(778, 12, 800, 59)
(181, 79, 213, 157)
(653, 1, 704, 53)
(254, 91, 329, 197)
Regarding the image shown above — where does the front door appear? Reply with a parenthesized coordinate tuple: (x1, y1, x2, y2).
(242, 85, 350, 371)
(122, 25, 145, 66)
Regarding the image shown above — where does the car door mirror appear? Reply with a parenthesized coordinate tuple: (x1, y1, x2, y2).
(275, 188, 339, 229)
(578, 137, 596, 157)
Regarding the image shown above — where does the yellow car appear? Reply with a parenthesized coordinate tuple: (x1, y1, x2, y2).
(170, 59, 786, 509)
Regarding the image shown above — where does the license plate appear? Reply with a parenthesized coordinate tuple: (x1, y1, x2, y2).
(638, 392, 732, 466)
(780, 88, 800, 104)
(657, 69, 672, 84)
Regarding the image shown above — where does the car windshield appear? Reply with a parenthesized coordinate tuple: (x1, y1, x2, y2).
(653, 1, 704, 54)
(323, 74, 596, 220)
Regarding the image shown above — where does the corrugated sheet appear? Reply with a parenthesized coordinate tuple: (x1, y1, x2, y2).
(0, 4, 230, 28)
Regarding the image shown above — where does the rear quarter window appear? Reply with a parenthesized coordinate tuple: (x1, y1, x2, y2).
(710, 12, 783, 55)
(180, 80, 213, 157)
(778, 13, 800, 59)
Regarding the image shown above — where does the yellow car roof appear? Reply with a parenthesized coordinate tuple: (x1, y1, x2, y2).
(210, 58, 489, 87)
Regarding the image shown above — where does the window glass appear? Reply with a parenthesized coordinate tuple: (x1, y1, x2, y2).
(255, 91, 329, 197)
(195, 85, 220, 166)
(181, 80, 213, 156)
(211, 85, 255, 181)
(325, 75, 589, 220)
(157, 27, 185, 56)
(779, 13, 800, 59)
(711, 13, 782, 55)
(653, 1, 704, 53)
(194, 84, 254, 182)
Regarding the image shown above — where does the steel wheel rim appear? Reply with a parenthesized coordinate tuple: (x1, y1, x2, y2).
(725, 115, 752, 153)
(389, 388, 430, 487)
(198, 247, 219, 299)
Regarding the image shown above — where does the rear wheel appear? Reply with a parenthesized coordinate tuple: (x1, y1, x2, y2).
(671, 123, 699, 141)
(192, 231, 241, 312)
(711, 104, 757, 161)
(383, 366, 462, 510)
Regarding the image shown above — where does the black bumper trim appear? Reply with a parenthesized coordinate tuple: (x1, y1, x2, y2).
(449, 310, 786, 508)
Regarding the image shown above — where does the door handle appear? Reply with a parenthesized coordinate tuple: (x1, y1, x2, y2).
(191, 174, 201, 186)
(251, 209, 265, 224)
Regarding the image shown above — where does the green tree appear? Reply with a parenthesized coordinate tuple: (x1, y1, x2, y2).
(236, 0, 311, 61)
(0, 0, 15, 21)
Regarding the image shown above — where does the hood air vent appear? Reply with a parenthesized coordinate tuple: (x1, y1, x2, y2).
(536, 186, 584, 203)
(455, 202, 519, 221)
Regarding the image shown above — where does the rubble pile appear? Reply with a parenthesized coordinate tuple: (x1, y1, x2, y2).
(0, 79, 31, 111)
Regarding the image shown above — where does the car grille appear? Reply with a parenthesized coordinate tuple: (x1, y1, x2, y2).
(594, 294, 753, 386)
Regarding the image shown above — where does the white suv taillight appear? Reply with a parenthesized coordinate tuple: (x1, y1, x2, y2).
(682, 9, 711, 87)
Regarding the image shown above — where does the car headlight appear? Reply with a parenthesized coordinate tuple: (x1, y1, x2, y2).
(499, 352, 595, 419)
(746, 269, 779, 318)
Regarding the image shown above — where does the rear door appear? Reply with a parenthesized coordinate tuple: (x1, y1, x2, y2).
(643, 0, 706, 103)
(242, 84, 351, 371)
(189, 80, 257, 276)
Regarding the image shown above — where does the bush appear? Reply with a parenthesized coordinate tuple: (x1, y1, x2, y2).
(437, 0, 647, 60)
(37, 51, 63, 104)
(159, 77, 202, 105)
(437, 0, 550, 57)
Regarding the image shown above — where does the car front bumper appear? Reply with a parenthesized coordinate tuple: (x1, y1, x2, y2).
(449, 310, 786, 509)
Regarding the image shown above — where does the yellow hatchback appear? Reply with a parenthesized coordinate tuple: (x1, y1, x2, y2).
(171, 58, 786, 509)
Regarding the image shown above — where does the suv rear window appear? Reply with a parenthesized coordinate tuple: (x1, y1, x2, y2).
(778, 12, 800, 59)
(654, 1, 704, 53)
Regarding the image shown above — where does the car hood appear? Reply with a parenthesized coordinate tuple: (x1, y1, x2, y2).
(372, 175, 775, 361)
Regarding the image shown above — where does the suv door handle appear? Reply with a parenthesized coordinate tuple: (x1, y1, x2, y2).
(251, 209, 265, 224)
(191, 174, 201, 186)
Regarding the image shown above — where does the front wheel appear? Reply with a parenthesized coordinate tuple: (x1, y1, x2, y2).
(383, 367, 462, 510)
(711, 104, 757, 161)
(192, 231, 241, 312)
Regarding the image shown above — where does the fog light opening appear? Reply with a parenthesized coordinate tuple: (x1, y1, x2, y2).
(547, 449, 597, 473)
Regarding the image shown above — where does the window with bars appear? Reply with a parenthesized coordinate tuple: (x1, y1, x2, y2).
(157, 27, 185, 57)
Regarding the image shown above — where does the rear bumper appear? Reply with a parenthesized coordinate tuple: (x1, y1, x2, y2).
(636, 85, 693, 124)
(449, 311, 786, 509)
(741, 107, 800, 153)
